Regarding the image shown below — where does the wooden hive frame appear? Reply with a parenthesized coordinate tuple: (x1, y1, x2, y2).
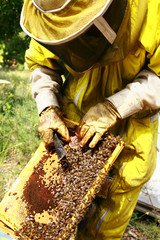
(0, 135, 124, 240)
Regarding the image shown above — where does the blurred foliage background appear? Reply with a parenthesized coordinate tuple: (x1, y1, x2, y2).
(0, 0, 30, 69)
(0, 0, 40, 200)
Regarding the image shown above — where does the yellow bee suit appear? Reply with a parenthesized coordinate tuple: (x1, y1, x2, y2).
(25, 0, 160, 238)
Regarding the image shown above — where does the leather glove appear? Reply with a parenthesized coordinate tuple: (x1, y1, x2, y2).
(77, 101, 121, 148)
(38, 106, 70, 145)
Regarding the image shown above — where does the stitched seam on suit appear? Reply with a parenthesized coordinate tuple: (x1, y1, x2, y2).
(95, 208, 109, 234)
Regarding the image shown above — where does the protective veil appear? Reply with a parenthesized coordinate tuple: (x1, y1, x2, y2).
(21, 0, 127, 72)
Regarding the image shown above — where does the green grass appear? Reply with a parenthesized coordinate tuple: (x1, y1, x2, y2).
(0, 70, 41, 200)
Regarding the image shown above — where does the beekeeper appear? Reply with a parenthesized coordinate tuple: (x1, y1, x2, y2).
(20, 0, 160, 239)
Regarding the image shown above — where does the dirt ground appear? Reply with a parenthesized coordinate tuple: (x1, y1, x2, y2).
(122, 225, 151, 240)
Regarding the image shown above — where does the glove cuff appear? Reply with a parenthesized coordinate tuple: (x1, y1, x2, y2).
(103, 100, 122, 120)
(107, 88, 143, 119)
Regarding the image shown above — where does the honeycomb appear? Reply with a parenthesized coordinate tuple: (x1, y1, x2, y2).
(0, 134, 124, 240)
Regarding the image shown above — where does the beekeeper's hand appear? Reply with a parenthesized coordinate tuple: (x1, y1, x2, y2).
(38, 106, 70, 145)
(77, 101, 121, 148)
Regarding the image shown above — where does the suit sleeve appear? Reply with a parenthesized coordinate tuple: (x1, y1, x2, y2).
(25, 39, 63, 114)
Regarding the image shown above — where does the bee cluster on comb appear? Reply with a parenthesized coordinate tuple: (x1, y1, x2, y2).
(16, 133, 122, 240)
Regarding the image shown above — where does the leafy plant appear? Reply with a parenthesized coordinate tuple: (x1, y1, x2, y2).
(0, 0, 23, 39)
(2, 33, 30, 68)
(0, 88, 16, 114)
(0, 1, 30, 68)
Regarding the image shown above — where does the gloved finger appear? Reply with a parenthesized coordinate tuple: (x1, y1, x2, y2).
(77, 124, 89, 138)
(79, 126, 95, 147)
(89, 132, 103, 148)
(57, 124, 70, 142)
(41, 128, 54, 145)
